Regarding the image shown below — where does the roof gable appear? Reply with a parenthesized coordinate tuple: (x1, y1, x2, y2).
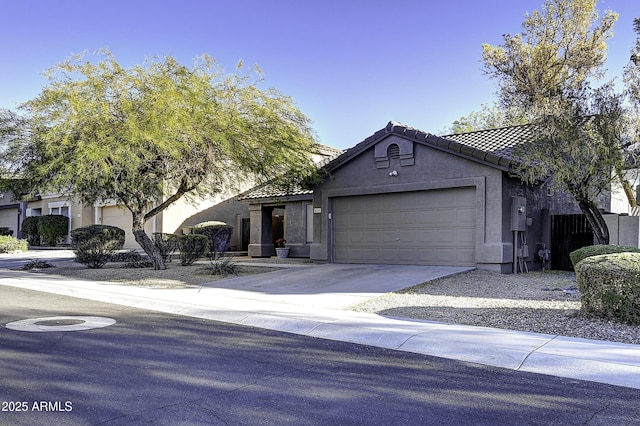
(326, 121, 535, 173)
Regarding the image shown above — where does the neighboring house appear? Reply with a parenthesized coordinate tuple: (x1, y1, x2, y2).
(0, 189, 22, 236)
(230, 121, 638, 273)
(13, 144, 340, 249)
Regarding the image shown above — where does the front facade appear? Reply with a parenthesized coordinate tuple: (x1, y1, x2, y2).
(309, 122, 548, 272)
(239, 121, 626, 273)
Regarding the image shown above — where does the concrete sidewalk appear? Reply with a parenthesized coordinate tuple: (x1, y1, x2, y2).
(1, 259, 640, 390)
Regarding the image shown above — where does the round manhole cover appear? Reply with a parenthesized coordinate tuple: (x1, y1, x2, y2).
(5, 316, 116, 332)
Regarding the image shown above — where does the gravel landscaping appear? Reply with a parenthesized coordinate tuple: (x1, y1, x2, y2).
(350, 269, 640, 345)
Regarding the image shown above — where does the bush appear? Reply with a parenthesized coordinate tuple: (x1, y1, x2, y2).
(569, 244, 640, 268)
(575, 252, 640, 325)
(37, 214, 69, 246)
(21, 216, 41, 246)
(71, 225, 125, 269)
(200, 253, 244, 277)
(0, 227, 13, 236)
(21, 259, 55, 270)
(153, 233, 179, 263)
(192, 223, 233, 259)
(109, 250, 143, 263)
(178, 234, 208, 266)
(0, 236, 28, 253)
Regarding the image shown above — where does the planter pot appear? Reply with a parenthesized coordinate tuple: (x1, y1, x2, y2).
(275, 247, 290, 259)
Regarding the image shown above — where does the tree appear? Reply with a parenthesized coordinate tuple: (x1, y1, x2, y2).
(1, 50, 319, 269)
(445, 102, 528, 134)
(482, 0, 625, 244)
(625, 18, 640, 146)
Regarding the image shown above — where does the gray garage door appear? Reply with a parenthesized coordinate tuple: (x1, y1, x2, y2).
(332, 187, 476, 266)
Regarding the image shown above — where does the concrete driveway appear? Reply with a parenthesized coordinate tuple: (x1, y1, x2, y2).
(207, 263, 473, 309)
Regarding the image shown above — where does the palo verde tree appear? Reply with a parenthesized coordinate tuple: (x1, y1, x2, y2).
(625, 18, 640, 150)
(482, 0, 627, 244)
(1, 50, 319, 269)
(444, 102, 528, 134)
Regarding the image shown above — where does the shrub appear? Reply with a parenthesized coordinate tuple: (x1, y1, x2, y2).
(109, 250, 143, 263)
(71, 225, 125, 269)
(178, 234, 208, 266)
(21, 259, 55, 270)
(192, 223, 233, 259)
(0, 227, 13, 236)
(0, 236, 28, 253)
(37, 214, 69, 246)
(569, 244, 640, 269)
(153, 233, 179, 263)
(200, 253, 244, 277)
(575, 252, 640, 325)
(21, 216, 41, 246)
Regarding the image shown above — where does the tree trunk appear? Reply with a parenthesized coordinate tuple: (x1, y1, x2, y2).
(576, 197, 610, 245)
(131, 212, 166, 270)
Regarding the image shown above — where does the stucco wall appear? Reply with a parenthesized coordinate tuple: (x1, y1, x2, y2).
(310, 134, 513, 271)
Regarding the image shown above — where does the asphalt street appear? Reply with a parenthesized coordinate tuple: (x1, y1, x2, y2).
(2, 285, 640, 425)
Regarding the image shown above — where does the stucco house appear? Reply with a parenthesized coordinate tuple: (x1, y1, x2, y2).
(3, 144, 340, 249)
(229, 121, 638, 273)
(0, 189, 22, 236)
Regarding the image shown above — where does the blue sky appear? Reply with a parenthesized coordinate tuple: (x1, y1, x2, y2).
(1, 0, 637, 148)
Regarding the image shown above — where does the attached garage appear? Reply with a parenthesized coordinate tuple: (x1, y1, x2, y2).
(0, 206, 19, 236)
(332, 187, 476, 266)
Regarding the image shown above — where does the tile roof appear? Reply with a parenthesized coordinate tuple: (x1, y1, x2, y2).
(238, 182, 313, 201)
(440, 124, 536, 164)
(240, 121, 537, 200)
(327, 121, 535, 173)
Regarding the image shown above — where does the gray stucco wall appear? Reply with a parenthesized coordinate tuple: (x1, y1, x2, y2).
(310, 134, 515, 271)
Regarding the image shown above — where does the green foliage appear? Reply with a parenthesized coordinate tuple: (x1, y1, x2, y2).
(109, 250, 143, 263)
(575, 253, 640, 325)
(0, 235, 28, 253)
(481, 0, 624, 244)
(200, 253, 244, 277)
(0, 227, 13, 236)
(570, 244, 640, 268)
(21, 259, 55, 270)
(192, 223, 233, 258)
(178, 234, 208, 266)
(37, 214, 69, 246)
(21, 216, 41, 246)
(152, 233, 179, 263)
(445, 102, 528, 134)
(2, 50, 318, 270)
(71, 225, 125, 269)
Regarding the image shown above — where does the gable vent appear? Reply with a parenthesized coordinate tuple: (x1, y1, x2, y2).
(387, 143, 400, 159)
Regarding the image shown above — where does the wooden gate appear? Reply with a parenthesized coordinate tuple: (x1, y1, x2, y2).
(550, 214, 594, 270)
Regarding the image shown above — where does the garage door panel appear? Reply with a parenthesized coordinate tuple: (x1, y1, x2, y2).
(333, 188, 476, 266)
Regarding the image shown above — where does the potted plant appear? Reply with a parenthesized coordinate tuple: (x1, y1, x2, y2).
(275, 238, 289, 259)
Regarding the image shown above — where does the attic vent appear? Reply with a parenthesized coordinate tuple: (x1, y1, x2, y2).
(387, 144, 400, 159)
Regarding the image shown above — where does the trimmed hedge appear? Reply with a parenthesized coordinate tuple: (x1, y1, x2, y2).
(0, 236, 28, 253)
(38, 214, 69, 246)
(575, 252, 640, 325)
(71, 225, 125, 269)
(0, 227, 13, 236)
(21, 216, 41, 246)
(192, 223, 233, 258)
(178, 234, 208, 266)
(569, 244, 640, 268)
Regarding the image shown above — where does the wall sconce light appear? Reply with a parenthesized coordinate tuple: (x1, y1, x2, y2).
(388, 170, 398, 177)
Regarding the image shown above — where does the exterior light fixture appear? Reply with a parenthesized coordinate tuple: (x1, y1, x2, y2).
(389, 170, 398, 177)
